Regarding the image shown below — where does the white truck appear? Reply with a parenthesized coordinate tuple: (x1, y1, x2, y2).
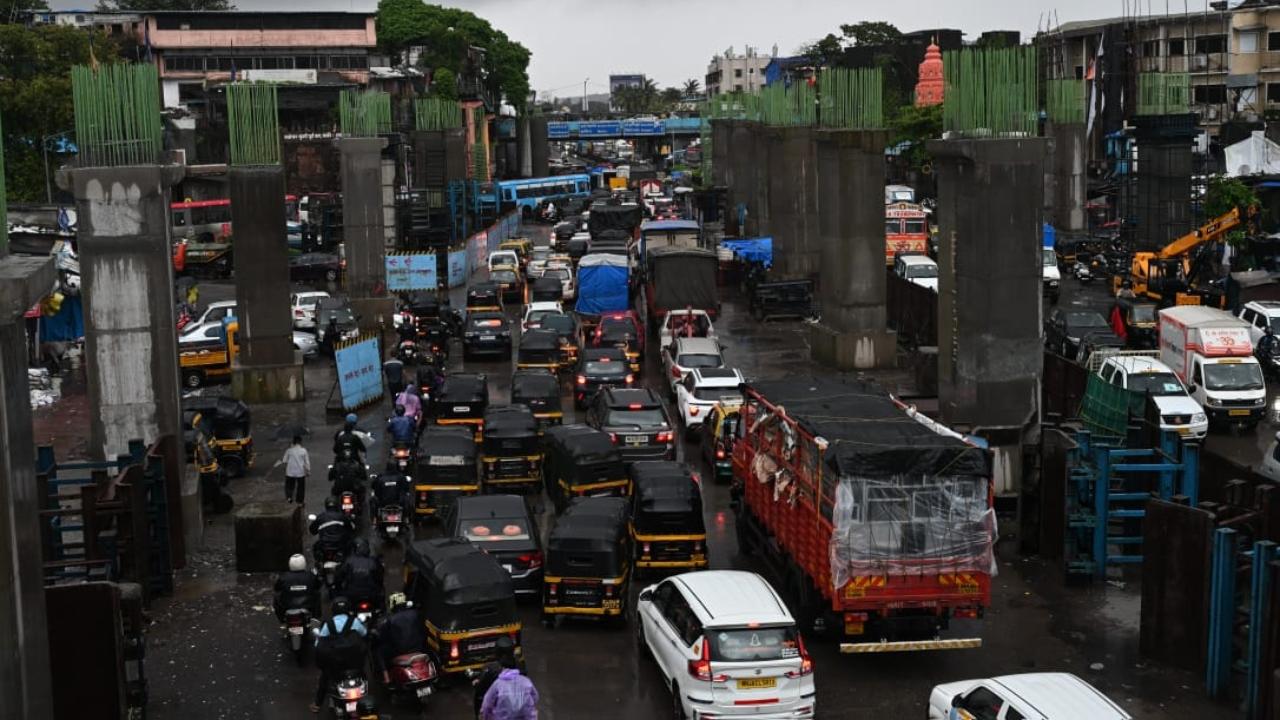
(1158, 305, 1267, 430)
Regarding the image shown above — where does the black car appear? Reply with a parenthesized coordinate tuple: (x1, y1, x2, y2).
(443, 494, 543, 597)
(1045, 307, 1112, 359)
(490, 267, 524, 303)
(315, 297, 358, 349)
(535, 312, 582, 366)
(288, 252, 343, 282)
(585, 387, 674, 463)
(573, 347, 634, 409)
(462, 311, 513, 361)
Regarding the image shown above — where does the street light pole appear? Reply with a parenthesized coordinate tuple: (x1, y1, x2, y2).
(582, 77, 588, 113)
(43, 137, 52, 204)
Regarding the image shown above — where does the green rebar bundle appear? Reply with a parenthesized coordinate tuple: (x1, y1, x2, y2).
(414, 98, 463, 131)
(1046, 78, 1085, 124)
(1137, 73, 1189, 116)
(818, 68, 884, 129)
(339, 89, 392, 136)
(71, 63, 163, 167)
(226, 82, 280, 166)
(942, 46, 1038, 137)
(471, 143, 489, 182)
(760, 82, 816, 126)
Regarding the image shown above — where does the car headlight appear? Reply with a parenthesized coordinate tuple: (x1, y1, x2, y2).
(1048, 280, 1059, 287)
(1193, 413, 1207, 424)
(1256, 397, 1267, 406)
(1205, 397, 1221, 407)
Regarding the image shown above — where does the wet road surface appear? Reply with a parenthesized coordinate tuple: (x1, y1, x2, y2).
(124, 227, 1239, 719)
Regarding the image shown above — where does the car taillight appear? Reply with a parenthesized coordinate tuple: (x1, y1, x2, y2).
(642, 542, 651, 555)
(716, 448, 725, 460)
(657, 431, 673, 443)
(520, 552, 543, 569)
(449, 640, 459, 661)
(294, 309, 304, 317)
(688, 638, 727, 682)
(357, 600, 370, 611)
(785, 635, 814, 678)
(341, 686, 364, 700)
(609, 433, 618, 444)
(604, 583, 615, 597)
(625, 374, 634, 384)
(548, 583, 557, 595)
(692, 540, 703, 552)
(690, 406, 700, 417)
(670, 366, 682, 378)
(576, 375, 587, 386)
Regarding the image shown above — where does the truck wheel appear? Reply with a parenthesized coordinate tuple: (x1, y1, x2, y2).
(182, 370, 204, 389)
(220, 455, 245, 478)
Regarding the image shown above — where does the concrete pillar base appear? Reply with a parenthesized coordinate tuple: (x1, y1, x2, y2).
(231, 354, 306, 403)
(808, 324, 896, 371)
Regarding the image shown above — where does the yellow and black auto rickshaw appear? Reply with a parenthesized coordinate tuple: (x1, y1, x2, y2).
(511, 369, 563, 428)
(480, 405, 543, 495)
(629, 461, 708, 573)
(182, 396, 254, 478)
(541, 496, 632, 627)
(515, 328, 564, 374)
(431, 373, 489, 442)
(404, 537, 523, 678)
(542, 424, 630, 514)
(1112, 295, 1158, 349)
(465, 282, 503, 314)
(412, 426, 479, 519)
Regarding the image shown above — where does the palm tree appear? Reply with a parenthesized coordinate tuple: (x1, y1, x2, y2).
(682, 78, 701, 97)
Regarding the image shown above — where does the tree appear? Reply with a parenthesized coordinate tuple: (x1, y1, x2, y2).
(376, 0, 531, 110)
(660, 87, 683, 108)
(798, 33, 843, 67)
(97, 0, 233, 10)
(430, 67, 457, 100)
(1, 0, 46, 24)
(682, 78, 700, 97)
(1205, 175, 1258, 218)
(0, 25, 121, 201)
(839, 21, 902, 47)
(887, 103, 942, 169)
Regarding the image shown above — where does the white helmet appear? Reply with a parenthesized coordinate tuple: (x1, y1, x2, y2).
(288, 554, 307, 573)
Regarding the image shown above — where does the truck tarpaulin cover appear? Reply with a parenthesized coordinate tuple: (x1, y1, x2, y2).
(746, 377, 996, 584)
(648, 247, 718, 311)
(575, 253, 630, 315)
(588, 203, 643, 237)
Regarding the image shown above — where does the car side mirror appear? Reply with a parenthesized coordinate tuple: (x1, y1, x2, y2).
(638, 588, 653, 603)
(1188, 383, 1197, 393)
(951, 694, 964, 709)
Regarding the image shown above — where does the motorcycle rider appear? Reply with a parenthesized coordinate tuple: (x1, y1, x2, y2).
(333, 413, 367, 461)
(386, 404, 416, 445)
(369, 468, 410, 521)
(308, 497, 356, 565)
(372, 592, 427, 684)
(416, 353, 445, 397)
(311, 596, 368, 714)
(328, 446, 367, 510)
(274, 553, 322, 621)
(396, 384, 423, 428)
(1260, 326, 1279, 364)
(334, 538, 386, 613)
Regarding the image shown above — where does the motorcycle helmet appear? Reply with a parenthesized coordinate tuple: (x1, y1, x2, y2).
(344, 413, 358, 429)
(387, 592, 407, 612)
(394, 404, 405, 416)
(330, 596, 351, 617)
(288, 554, 307, 573)
(353, 538, 370, 557)
(324, 497, 339, 511)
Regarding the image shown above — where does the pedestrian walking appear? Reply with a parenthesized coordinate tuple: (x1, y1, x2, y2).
(479, 645, 538, 720)
(276, 435, 311, 504)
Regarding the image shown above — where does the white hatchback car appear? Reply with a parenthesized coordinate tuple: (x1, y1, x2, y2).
(663, 337, 725, 396)
(675, 368, 744, 439)
(291, 291, 330, 330)
(927, 672, 1130, 719)
(637, 570, 816, 720)
(541, 263, 576, 300)
(521, 301, 564, 333)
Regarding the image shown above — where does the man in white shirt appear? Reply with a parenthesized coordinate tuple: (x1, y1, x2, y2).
(278, 435, 311, 504)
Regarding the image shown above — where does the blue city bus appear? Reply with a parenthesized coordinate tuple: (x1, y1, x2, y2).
(481, 174, 592, 216)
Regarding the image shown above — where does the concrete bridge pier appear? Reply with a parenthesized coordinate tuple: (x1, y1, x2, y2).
(764, 126, 818, 278)
(1044, 121, 1086, 232)
(339, 136, 395, 333)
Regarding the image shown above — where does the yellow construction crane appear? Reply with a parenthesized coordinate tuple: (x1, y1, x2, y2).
(1125, 205, 1256, 306)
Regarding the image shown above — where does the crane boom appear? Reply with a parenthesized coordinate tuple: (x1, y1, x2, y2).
(1156, 207, 1243, 259)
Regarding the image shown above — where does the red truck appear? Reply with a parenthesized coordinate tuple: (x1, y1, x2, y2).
(731, 377, 995, 653)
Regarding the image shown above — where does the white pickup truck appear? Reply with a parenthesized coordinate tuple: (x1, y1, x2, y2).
(658, 308, 716, 349)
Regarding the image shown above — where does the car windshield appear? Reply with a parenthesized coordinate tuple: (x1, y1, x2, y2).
(461, 517, 531, 543)
(604, 408, 667, 428)
(706, 625, 800, 663)
(1130, 305, 1157, 323)
(1067, 312, 1108, 329)
(1204, 362, 1266, 392)
(1127, 372, 1185, 396)
(527, 310, 559, 326)
(907, 264, 937, 279)
(1042, 248, 1057, 266)
(298, 295, 325, 307)
(1270, 317, 1280, 335)
(677, 353, 723, 369)
(540, 314, 575, 333)
(585, 361, 627, 376)
(600, 324, 634, 343)
(320, 308, 354, 324)
(544, 267, 570, 281)
(694, 388, 743, 403)
(492, 270, 517, 283)
(531, 248, 550, 262)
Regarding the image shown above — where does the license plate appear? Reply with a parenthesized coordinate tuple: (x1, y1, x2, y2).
(416, 687, 432, 699)
(1229, 409, 1251, 417)
(453, 406, 471, 413)
(602, 598, 620, 609)
(288, 626, 304, 635)
(845, 621, 864, 635)
(386, 526, 399, 535)
(480, 335, 496, 341)
(345, 702, 357, 713)
(958, 581, 980, 595)
(1177, 427, 1190, 436)
(625, 434, 647, 445)
(736, 677, 777, 690)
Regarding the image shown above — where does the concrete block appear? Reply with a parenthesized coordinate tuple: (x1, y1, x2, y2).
(231, 354, 306, 403)
(234, 501, 303, 573)
(808, 323, 896, 371)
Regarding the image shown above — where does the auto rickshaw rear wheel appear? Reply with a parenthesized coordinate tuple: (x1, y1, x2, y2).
(220, 454, 245, 478)
(183, 370, 204, 389)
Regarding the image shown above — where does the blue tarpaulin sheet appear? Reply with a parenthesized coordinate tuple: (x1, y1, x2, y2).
(575, 255, 629, 315)
(335, 337, 382, 410)
(39, 295, 83, 342)
(721, 237, 773, 266)
(1043, 223, 1056, 248)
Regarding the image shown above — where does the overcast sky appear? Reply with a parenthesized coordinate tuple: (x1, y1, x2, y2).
(59, 0, 1208, 92)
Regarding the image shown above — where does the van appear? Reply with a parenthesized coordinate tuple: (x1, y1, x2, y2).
(893, 254, 938, 292)
(1158, 306, 1266, 430)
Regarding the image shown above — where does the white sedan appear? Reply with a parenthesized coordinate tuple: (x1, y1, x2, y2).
(674, 367, 744, 439)
(928, 673, 1131, 720)
(291, 291, 330, 330)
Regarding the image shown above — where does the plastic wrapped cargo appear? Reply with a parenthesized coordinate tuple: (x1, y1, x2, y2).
(588, 202, 642, 237)
(576, 253, 630, 315)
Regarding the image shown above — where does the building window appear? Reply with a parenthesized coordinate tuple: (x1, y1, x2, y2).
(1168, 38, 1186, 56)
(1193, 84, 1226, 103)
(734, 68, 743, 78)
(74, 14, 84, 23)
(1142, 40, 1160, 57)
(734, 83, 743, 92)
(295, 56, 315, 69)
(1268, 82, 1280, 103)
(1269, 32, 1280, 51)
(258, 57, 281, 70)
(1196, 35, 1226, 54)
(1074, 65, 1084, 79)
(166, 55, 204, 72)
(1238, 30, 1259, 53)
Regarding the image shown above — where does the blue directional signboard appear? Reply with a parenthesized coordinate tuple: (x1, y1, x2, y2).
(385, 252, 437, 291)
(334, 336, 382, 410)
(547, 122, 571, 138)
(621, 119, 665, 136)
(579, 121, 622, 137)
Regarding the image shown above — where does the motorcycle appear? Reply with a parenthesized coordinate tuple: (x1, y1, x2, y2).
(388, 441, 413, 474)
(1256, 341, 1280, 378)
(396, 338, 419, 365)
(386, 652, 438, 706)
(1073, 261, 1094, 284)
(338, 490, 362, 524)
(376, 503, 407, 543)
(352, 596, 383, 626)
(282, 608, 312, 665)
(328, 670, 378, 719)
(314, 544, 347, 590)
